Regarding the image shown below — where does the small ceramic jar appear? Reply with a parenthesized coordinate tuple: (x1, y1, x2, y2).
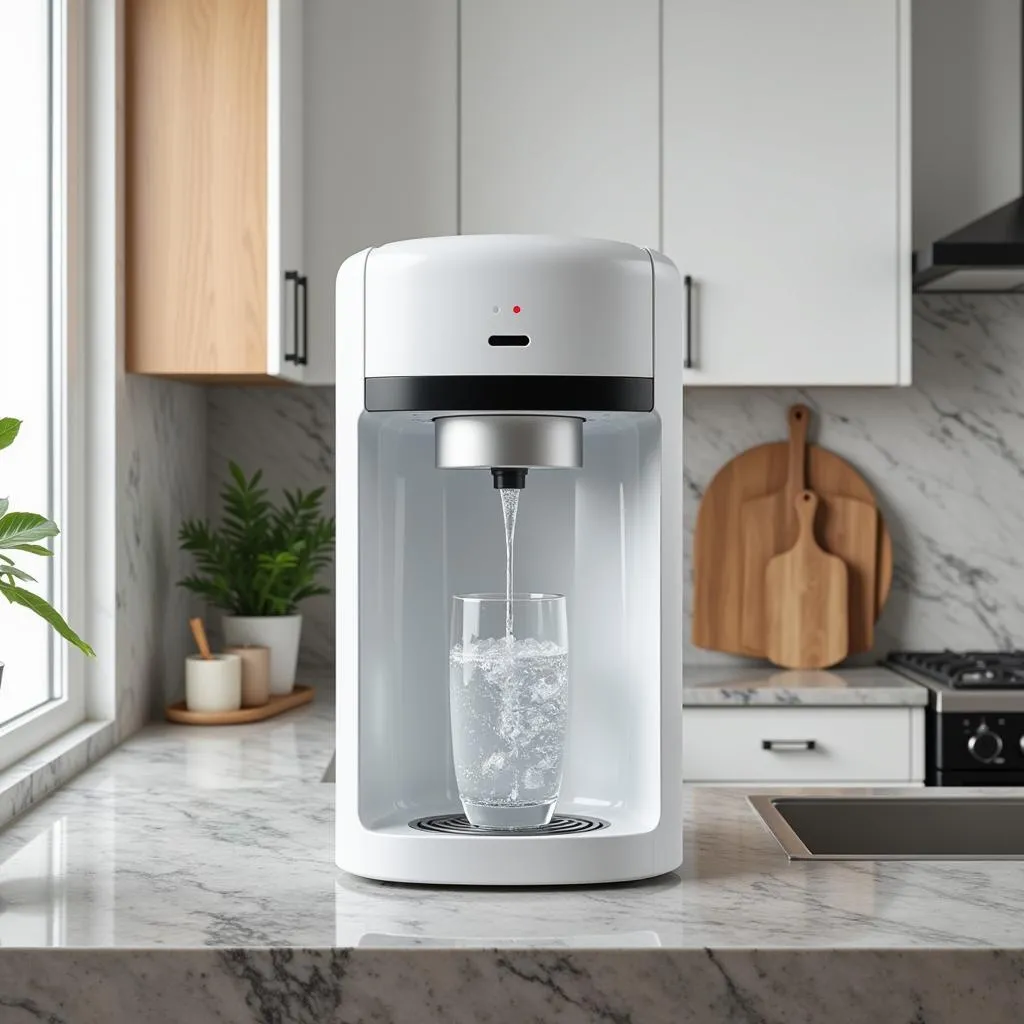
(185, 653, 242, 713)
(224, 644, 271, 707)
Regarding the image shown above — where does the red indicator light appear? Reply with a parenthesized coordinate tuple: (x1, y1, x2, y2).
(513, 305, 521, 314)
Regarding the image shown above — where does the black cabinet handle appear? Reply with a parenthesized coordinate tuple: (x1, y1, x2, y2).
(761, 739, 817, 752)
(684, 274, 694, 370)
(297, 274, 308, 366)
(284, 270, 300, 364)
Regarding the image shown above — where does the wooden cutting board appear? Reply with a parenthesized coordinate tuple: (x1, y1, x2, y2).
(816, 492, 878, 655)
(764, 491, 849, 670)
(738, 406, 880, 656)
(739, 405, 809, 653)
(692, 432, 892, 657)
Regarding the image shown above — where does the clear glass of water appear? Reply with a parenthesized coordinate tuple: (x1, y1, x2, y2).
(449, 593, 569, 830)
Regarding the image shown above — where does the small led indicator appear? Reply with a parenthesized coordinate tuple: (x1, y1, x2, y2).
(513, 305, 521, 314)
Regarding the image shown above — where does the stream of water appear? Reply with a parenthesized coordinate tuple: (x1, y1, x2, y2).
(499, 487, 519, 638)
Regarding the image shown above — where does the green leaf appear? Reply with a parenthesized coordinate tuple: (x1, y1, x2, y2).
(0, 565, 37, 584)
(0, 419, 21, 451)
(0, 498, 8, 518)
(0, 512, 59, 548)
(0, 582, 94, 657)
(12, 543, 52, 557)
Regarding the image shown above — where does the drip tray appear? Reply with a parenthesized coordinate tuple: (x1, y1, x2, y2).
(409, 813, 609, 836)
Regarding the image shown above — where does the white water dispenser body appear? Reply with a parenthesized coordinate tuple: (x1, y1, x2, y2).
(335, 235, 682, 885)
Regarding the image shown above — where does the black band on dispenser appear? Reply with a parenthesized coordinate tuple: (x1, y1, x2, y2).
(364, 375, 654, 413)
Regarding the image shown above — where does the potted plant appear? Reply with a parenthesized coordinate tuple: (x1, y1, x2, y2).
(0, 417, 94, 684)
(178, 462, 334, 694)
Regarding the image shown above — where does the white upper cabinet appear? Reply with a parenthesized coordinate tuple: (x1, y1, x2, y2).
(302, 0, 459, 384)
(460, 0, 660, 248)
(293, 0, 911, 387)
(665, 0, 912, 386)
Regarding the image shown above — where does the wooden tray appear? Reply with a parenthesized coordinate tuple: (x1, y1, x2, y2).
(165, 684, 314, 725)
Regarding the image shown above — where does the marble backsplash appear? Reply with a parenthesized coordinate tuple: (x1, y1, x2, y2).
(118, 377, 208, 717)
(206, 295, 1024, 669)
(686, 294, 1024, 665)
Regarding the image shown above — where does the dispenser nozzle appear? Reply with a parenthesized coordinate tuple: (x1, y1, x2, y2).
(491, 468, 528, 490)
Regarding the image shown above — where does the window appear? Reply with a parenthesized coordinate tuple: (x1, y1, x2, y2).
(0, 0, 85, 766)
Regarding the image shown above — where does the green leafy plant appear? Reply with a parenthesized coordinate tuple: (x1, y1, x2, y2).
(178, 462, 335, 616)
(0, 418, 94, 657)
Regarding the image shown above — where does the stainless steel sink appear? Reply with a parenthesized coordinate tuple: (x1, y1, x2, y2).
(749, 795, 1024, 860)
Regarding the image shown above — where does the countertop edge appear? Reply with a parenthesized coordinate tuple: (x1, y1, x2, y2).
(0, 947, 1018, 1023)
(682, 690, 929, 707)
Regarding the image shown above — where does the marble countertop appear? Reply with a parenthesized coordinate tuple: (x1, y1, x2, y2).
(0, 674, 1014, 953)
(683, 665, 929, 706)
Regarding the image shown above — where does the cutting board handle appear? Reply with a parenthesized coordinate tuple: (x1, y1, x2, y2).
(787, 405, 810, 496)
(794, 489, 819, 547)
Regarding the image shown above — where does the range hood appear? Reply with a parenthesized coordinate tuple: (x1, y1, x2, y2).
(914, 197, 1024, 293)
(913, 0, 1024, 294)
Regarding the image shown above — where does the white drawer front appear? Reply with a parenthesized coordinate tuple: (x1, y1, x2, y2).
(683, 707, 922, 783)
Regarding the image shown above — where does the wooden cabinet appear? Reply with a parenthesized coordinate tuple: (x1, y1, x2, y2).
(683, 707, 925, 785)
(127, 0, 307, 382)
(665, 0, 912, 386)
(459, 0, 659, 247)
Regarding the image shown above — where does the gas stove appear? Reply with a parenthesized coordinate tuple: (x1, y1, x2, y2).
(888, 650, 1024, 691)
(886, 650, 1024, 785)
(886, 651, 1024, 709)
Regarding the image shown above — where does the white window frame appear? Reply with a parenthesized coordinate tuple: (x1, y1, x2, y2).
(0, 0, 87, 769)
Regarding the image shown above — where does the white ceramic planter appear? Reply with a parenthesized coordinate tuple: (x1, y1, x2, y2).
(222, 615, 302, 695)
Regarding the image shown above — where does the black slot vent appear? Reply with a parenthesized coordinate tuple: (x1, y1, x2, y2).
(488, 334, 530, 347)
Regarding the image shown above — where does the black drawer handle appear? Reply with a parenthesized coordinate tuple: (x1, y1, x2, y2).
(684, 274, 694, 370)
(762, 739, 817, 752)
(296, 273, 308, 366)
(284, 270, 300, 364)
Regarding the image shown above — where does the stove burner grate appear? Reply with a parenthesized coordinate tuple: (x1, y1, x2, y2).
(887, 650, 1024, 689)
(409, 813, 609, 836)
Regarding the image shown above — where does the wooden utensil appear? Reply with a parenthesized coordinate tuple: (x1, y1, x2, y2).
(739, 404, 809, 652)
(189, 617, 213, 660)
(764, 491, 849, 670)
(692, 427, 892, 656)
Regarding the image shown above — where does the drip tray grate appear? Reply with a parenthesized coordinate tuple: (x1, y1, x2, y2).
(409, 813, 609, 836)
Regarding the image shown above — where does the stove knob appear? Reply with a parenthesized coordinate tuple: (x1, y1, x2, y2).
(968, 725, 1003, 764)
